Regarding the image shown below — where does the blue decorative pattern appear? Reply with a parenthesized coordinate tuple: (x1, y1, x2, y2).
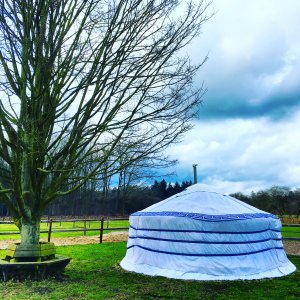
(131, 211, 278, 222)
(127, 244, 285, 257)
(128, 235, 282, 245)
(129, 225, 281, 234)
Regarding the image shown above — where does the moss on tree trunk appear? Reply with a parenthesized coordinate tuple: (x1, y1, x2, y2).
(20, 220, 40, 245)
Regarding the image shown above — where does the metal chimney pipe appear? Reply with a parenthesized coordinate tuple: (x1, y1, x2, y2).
(193, 164, 198, 184)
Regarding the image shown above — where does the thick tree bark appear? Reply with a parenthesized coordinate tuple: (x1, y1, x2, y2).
(20, 220, 40, 245)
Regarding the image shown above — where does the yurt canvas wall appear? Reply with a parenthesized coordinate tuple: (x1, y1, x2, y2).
(120, 185, 296, 280)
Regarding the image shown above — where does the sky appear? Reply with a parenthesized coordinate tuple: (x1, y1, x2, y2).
(166, 0, 300, 194)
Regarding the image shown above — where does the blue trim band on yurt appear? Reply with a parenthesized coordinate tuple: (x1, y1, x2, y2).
(126, 244, 285, 257)
(128, 236, 282, 244)
(129, 225, 281, 234)
(131, 211, 279, 221)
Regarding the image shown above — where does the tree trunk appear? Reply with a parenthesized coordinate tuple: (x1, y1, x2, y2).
(20, 220, 40, 245)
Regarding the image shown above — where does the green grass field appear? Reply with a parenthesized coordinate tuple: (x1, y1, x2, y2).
(0, 242, 299, 300)
(0, 220, 299, 240)
(281, 227, 300, 238)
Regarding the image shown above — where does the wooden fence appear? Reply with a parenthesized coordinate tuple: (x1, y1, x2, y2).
(0, 219, 299, 242)
(0, 217, 129, 244)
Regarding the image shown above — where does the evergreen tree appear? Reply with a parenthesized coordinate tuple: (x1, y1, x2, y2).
(159, 179, 168, 199)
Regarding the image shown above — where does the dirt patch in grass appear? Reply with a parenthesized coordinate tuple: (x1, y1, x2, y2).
(0, 232, 298, 256)
(0, 231, 129, 249)
(283, 240, 300, 255)
(43, 231, 129, 246)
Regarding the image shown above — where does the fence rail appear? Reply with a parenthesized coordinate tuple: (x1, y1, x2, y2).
(0, 218, 299, 242)
(282, 224, 300, 227)
(0, 217, 129, 224)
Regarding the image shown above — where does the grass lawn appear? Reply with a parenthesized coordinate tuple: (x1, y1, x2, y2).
(281, 227, 300, 239)
(0, 242, 299, 300)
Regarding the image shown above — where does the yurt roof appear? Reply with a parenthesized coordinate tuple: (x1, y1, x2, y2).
(132, 184, 275, 221)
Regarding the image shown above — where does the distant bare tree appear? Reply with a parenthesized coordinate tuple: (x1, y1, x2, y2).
(114, 140, 177, 213)
(0, 0, 210, 246)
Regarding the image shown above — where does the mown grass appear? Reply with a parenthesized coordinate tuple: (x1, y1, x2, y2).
(281, 227, 300, 238)
(0, 243, 299, 299)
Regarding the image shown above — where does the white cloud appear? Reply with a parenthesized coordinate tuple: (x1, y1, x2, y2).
(160, 1, 300, 193)
(184, 0, 300, 118)
(168, 110, 300, 193)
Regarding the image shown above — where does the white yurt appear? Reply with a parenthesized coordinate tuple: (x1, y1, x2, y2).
(120, 184, 296, 280)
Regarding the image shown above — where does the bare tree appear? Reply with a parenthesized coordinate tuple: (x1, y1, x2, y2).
(0, 0, 210, 246)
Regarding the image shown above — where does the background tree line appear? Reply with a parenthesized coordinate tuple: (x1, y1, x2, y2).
(47, 179, 193, 216)
(0, 179, 192, 217)
(0, 173, 299, 217)
(231, 186, 300, 217)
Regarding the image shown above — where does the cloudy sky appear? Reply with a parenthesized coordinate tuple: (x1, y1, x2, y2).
(167, 0, 300, 194)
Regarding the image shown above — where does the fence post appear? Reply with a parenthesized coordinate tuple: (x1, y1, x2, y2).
(84, 220, 87, 236)
(100, 217, 104, 244)
(48, 219, 53, 243)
